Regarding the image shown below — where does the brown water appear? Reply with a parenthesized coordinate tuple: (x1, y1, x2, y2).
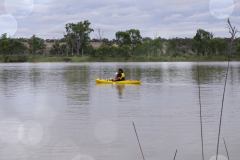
(0, 62, 239, 160)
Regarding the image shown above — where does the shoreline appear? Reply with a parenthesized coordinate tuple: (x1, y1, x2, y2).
(0, 55, 239, 63)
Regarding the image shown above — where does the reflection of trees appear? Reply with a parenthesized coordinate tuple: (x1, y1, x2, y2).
(142, 67, 163, 83)
(167, 66, 180, 83)
(0, 69, 14, 96)
(63, 66, 90, 106)
(0, 66, 45, 95)
(125, 67, 142, 80)
(191, 65, 228, 84)
(0, 68, 30, 96)
(28, 67, 43, 88)
(191, 64, 240, 86)
(229, 65, 240, 85)
(226, 65, 240, 85)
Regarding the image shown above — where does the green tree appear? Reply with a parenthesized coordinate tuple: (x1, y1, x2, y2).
(8, 39, 27, 55)
(128, 29, 142, 48)
(60, 44, 67, 56)
(209, 38, 228, 55)
(116, 29, 142, 55)
(50, 41, 68, 56)
(116, 29, 142, 46)
(65, 20, 94, 56)
(0, 33, 27, 55)
(0, 34, 10, 54)
(167, 39, 177, 55)
(28, 35, 46, 55)
(236, 40, 240, 55)
(166, 38, 193, 56)
(50, 41, 61, 55)
(116, 31, 130, 46)
(193, 29, 213, 56)
(135, 38, 163, 57)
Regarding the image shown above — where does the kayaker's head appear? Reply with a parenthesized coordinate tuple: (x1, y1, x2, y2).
(118, 68, 124, 73)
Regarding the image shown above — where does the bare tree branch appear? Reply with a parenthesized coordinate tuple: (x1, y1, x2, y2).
(197, 64, 205, 160)
(223, 138, 230, 160)
(227, 18, 238, 43)
(216, 18, 238, 160)
(173, 149, 178, 160)
(132, 121, 146, 160)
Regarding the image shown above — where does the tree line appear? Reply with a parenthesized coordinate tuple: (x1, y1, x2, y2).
(0, 20, 240, 58)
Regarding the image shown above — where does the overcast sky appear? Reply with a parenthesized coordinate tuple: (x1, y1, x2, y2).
(0, 0, 239, 39)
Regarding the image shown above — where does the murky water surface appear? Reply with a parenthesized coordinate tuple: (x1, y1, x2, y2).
(0, 62, 239, 160)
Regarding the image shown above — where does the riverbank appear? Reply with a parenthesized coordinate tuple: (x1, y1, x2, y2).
(0, 55, 239, 63)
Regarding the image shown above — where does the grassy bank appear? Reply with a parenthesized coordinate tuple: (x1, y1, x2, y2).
(0, 55, 239, 63)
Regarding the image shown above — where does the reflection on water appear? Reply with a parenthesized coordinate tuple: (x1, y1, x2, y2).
(63, 65, 90, 106)
(116, 85, 125, 98)
(0, 62, 239, 160)
(96, 84, 126, 99)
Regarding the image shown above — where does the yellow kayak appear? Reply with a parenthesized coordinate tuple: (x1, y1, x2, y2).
(96, 79, 141, 85)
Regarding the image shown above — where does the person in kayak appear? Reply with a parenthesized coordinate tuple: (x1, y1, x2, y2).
(114, 68, 125, 81)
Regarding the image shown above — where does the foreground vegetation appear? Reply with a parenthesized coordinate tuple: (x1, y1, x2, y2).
(0, 20, 240, 62)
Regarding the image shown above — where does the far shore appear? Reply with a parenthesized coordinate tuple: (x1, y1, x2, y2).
(0, 55, 239, 63)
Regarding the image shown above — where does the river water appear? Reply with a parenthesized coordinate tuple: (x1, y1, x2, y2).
(0, 62, 239, 160)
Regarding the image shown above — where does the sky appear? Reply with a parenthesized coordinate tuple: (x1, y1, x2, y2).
(0, 0, 239, 39)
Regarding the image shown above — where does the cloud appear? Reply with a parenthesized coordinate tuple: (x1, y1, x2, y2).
(0, 0, 239, 39)
(0, 1, 6, 14)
